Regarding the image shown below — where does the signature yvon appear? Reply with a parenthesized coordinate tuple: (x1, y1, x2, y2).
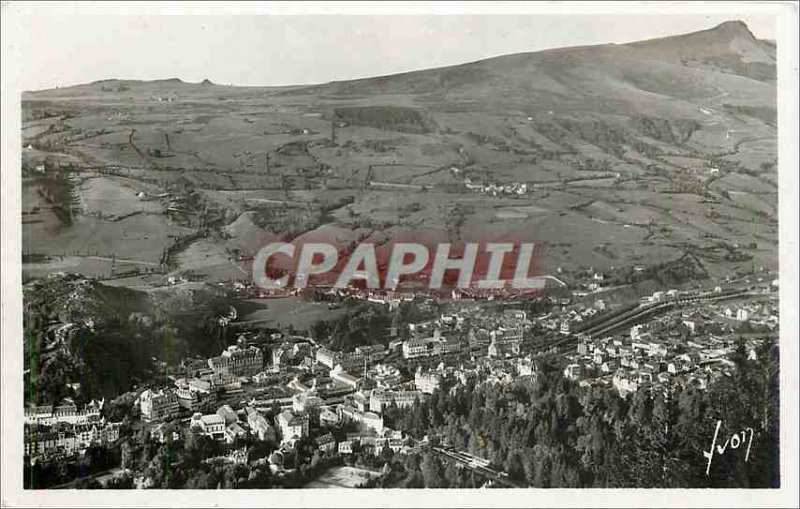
(703, 420, 755, 475)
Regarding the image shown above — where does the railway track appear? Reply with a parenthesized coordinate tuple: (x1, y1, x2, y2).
(536, 289, 773, 353)
(429, 447, 524, 488)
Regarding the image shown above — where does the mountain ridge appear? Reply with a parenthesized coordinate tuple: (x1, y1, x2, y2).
(24, 20, 774, 96)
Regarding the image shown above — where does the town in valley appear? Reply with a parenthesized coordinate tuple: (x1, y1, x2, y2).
(20, 19, 780, 489)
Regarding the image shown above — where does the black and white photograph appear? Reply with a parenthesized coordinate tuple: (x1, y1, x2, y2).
(1, 2, 798, 507)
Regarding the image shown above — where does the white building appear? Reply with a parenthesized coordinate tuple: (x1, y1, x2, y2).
(24, 399, 104, 427)
(191, 413, 226, 438)
(369, 390, 421, 414)
(208, 346, 263, 376)
(563, 364, 580, 380)
(140, 389, 179, 422)
(275, 410, 309, 444)
(415, 369, 442, 394)
(402, 336, 442, 359)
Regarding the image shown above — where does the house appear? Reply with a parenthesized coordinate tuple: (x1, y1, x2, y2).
(205, 372, 241, 392)
(271, 343, 294, 367)
(516, 357, 537, 377)
(329, 367, 362, 389)
(25, 399, 105, 426)
(338, 440, 354, 455)
(24, 431, 58, 459)
(275, 410, 309, 444)
(351, 391, 371, 412)
(612, 372, 639, 396)
(268, 450, 285, 474)
(315, 433, 337, 454)
(563, 364, 581, 380)
(24, 406, 55, 427)
(487, 326, 522, 358)
(292, 392, 323, 414)
(191, 413, 226, 438)
(189, 379, 213, 394)
(245, 406, 274, 441)
(252, 371, 281, 386)
(176, 388, 200, 412)
(315, 347, 339, 368)
(402, 336, 442, 359)
(102, 422, 121, 444)
(682, 315, 704, 335)
(319, 406, 340, 428)
(140, 389, 179, 422)
(208, 346, 263, 376)
(339, 405, 384, 433)
(415, 369, 442, 394)
(369, 390, 421, 414)
(216, 405, 239, 426)
(150, 423, 179, 444)
(440, 337, 464, 356)
(226, 448, 250, 465)
(224, 422, 247, 444)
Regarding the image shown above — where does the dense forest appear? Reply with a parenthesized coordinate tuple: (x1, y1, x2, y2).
(377, 337, 779, 488)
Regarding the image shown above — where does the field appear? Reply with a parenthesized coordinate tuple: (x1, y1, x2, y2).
(304, 466, 380, 489)
(21, 22, 778, 287)
(237, 297, 348, 330)
(77, 174, 164, 219)
(23, 177, 191, 264)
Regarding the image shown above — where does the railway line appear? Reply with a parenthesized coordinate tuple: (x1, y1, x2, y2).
(429, 446, 524, 488)
(536, 288, 775, 354)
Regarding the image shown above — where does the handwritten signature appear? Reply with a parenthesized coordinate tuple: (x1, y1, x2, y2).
(703, 420, 754, 475)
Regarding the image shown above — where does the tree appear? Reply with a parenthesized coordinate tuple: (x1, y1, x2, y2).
(420, 452, 446, 488)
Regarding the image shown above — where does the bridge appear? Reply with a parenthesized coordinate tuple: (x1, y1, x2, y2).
(428, 446, 525, 488)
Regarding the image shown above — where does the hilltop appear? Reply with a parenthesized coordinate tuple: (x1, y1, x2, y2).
(23, 274, 237, 405)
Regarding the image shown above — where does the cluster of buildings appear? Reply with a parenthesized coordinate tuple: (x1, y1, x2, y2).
(24, 399, 121, 463)
(400, 311, 527, 361)
(463, 178, 528, 196)
(563, 293, 778, 396)
(139, 345, 268, 423)
(25, 273, 779, 484)
(188, 403, 265, 445)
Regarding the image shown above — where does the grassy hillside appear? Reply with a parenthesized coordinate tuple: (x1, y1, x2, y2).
(21, 20, 777, 284)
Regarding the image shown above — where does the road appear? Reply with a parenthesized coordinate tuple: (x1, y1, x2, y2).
(368, 181, 425, 191)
